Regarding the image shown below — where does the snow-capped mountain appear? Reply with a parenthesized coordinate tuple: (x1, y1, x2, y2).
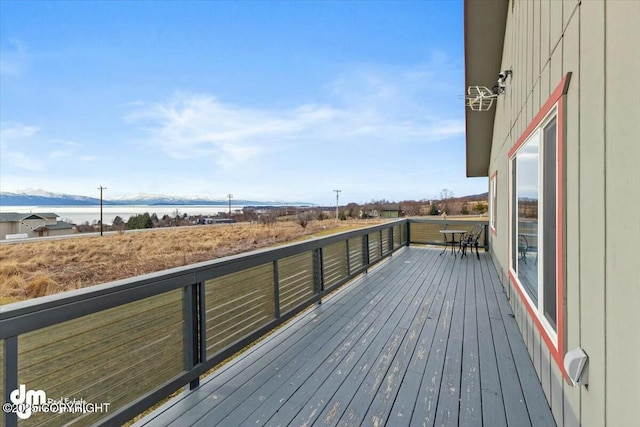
(0, 189, 313, 207)
(108, 192, 226, 205)
(0, 189, 103, 206)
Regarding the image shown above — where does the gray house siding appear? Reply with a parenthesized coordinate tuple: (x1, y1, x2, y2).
(486, 1, 639, 426)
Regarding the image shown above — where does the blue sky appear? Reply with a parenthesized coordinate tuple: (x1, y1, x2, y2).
(1, 0, 486, 205)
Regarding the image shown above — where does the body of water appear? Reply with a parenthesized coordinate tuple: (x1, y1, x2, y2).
(0, 205, 248, 225)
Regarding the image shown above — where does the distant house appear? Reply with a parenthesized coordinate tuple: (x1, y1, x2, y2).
(379, 204, 401, 218)
(361, 204, 402, 219)
(0, 212, 76, 240)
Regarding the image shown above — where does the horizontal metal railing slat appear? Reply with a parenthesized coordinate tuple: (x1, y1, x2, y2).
(278, 252, 314, 313)
(15, 289, 184, 426)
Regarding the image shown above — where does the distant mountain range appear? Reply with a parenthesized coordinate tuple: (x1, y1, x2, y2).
(0, 189, 313, 207)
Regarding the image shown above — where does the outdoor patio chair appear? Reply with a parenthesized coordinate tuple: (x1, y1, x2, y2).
(518, 235, 528, 262)
(461, 224, 483, 259)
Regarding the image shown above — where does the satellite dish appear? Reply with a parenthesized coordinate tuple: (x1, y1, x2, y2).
(464, 85, 498, 111)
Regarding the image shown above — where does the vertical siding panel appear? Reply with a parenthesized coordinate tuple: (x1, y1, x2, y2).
(550, 0, 563, 96)
(533, 325, 541, 379)
(549, 37, 563, 95)
(540, 0, 552, 102)
(579, 0, 606, 426)
(551, 360, 565, 426)
(514, 0, 522, 139)
(532, 82, 541, 121)
(527, 312, 534, 362)
(520, 0, 527, 132)
(564, 389, 580, 427)
(504, 9, 514, 151)
(562, 7, 582, 426)
(528, 0, 535, 125)
(517, 297, 524, 339)
(509, 286, 515, 312)
(511, 0, 517, 121)
(533, 0, 541, 110)
(509, 4, 516, 138)
(497, 9, 512, 162)
(524, 93, 532, 140)
(563, 0, 579, 31)
(520, 303, 526, 355)
(540, 61, 550, 106)
(605, 1, 640, 425)
(541, 344, 551, 404)
(550, 0, 563, 51)
(524, 0, 530, 126)
(541, 0, 551, 79)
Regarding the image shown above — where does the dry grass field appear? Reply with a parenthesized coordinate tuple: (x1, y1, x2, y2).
(0, 220, 382, 303)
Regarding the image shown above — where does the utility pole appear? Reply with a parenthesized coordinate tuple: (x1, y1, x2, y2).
(333, 189, 341, 221)
(227, 193, 233, 217)
(98, 186, 107, 236)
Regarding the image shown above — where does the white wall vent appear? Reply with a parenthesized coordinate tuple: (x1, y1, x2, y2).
(564, 347, 589, 387)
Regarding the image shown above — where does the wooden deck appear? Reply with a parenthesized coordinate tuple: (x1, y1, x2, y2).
(134, 247, 555, 427)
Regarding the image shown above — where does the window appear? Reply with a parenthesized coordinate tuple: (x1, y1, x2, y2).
(510, 112, 557, 337)
(490, 172, 498, 234)
(512, 128, 541, 305)
(508, 73, 570, 357)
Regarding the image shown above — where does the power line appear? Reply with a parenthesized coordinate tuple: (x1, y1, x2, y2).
(333, 189, 341, 221)
(98, 186, 107, 236)
(227, 193, 233, 217)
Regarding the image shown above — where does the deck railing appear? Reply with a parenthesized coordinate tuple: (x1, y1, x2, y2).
(1, 220, 411, 427)
(407, 218, 489, 249)
(0, 218, 488, 426)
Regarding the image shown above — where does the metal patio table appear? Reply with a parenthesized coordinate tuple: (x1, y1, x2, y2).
(439, 229, 466, 257)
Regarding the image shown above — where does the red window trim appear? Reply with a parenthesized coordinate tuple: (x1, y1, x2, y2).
(508, 72, 571, 380)
(490, 171, 498, 236)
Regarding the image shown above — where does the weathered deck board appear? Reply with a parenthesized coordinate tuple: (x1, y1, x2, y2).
(269, 250, 443, 427)
(135, 247, 554, 427)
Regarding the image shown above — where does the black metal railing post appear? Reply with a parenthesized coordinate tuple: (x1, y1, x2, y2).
(345, 239, 351, 276)
(483, 223, 489, 250)
(183, 284, 200, 390)
(363, 234, 370, 270)
(3, 336, 18, 427)
(198, 282, 206, 366)
(313, 248, 324, 302)
(273, 261, 281, 319)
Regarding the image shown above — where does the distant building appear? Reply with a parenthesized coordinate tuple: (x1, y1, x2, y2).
(379, 204, 401, 218)
(0, 212, 76, 240)
(194, 217, 236, 225)
(361, 204, 402, 219)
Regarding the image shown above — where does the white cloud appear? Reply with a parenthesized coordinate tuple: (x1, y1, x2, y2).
(0, 122, 44, 171)
(0, 122, 86, 173)
(2, 151, 44, 172)
(125, 93, 345, 168)
(125, 60, 465, 171)
(0, 122, 39, 140)
(49, 150, 72, 159)
(0, 40, 27, 76)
